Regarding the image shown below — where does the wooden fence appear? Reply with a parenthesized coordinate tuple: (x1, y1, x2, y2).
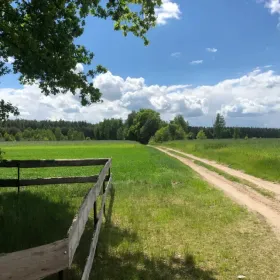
(0, 158, 112, 280)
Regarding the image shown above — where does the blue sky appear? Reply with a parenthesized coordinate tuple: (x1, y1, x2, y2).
(2, 0, 280, 127)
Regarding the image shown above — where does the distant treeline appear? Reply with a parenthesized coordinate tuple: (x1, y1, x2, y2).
(1, 110, 280, 143)
(189, 126, 280, 139)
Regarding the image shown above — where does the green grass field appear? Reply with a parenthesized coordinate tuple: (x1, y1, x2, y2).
(1, 141, 280, 279)
(161, 139, 280, 183)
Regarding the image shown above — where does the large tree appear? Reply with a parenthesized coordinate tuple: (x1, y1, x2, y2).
(0, 0, 162, 120)
(172, 115, 189, 134)
(127, 109, 161, 144)
(213, 113, 226, 139)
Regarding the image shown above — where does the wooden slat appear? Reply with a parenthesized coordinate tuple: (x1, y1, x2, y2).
(81, 176, 112, 280)
(0, 175, 110, 187)
(0, 239, 68, 280)
(20, 176, 100, 186)
(0, 179, 18, 187)
(67, 158, 112, 265)
(0, 158, 109, 168)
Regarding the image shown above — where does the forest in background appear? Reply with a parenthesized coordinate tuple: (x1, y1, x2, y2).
(1, 109, 280, 143)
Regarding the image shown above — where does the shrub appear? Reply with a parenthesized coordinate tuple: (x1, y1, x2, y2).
(168, 124, 186, 140)
(154, 127, 170, 143)
(196, 129, 207, 140)
(15, 132, 22, 141)
(4, 133, 15, 141)
(186, 132, 195, 140)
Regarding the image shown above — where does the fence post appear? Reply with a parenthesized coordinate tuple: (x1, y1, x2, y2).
(58, 270, 64, 280)
(93, 201, 98, 229)
(103, 180, 106, 215)
(17, 164, 20, 194)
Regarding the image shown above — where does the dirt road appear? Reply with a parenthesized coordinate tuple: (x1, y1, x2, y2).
(155, 146, 280, 240)
(164, 147, 280, 199)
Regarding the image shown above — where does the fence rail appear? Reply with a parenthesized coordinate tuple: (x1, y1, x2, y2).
(0, 158, 108, 168)
(0, 239, 69, 280)
(0, 175, 111, 187)
(0, 158, 112, 280)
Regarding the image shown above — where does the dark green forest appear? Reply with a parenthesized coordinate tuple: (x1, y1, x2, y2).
(1, 109, 280, 144)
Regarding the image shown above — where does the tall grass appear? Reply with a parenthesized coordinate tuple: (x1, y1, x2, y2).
(1, 141, 280, 279)
(162, 139, 280, 182)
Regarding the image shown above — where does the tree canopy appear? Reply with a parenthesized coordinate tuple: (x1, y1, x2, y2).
(172, 115, 189, 134)
(0, 0, 162, 120)
(126, 109, 161, 144)
(233, 127, 240, 139)
(2, 113, 280, 143)
(0, 100, 19, 123)
(213, 113, 226, 139)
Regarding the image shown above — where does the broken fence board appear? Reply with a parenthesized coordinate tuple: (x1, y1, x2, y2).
(81, 176, 112, 280)
(0, 158, 109, 168)
(67, 159, 112, 265)
(0, 239, 68, 280)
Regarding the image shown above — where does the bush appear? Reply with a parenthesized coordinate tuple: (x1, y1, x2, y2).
(168, 124, 186, 140)
(186, 132, 195, 140)
(15, 132, 22, 141)
(196, 129, 207, 140)
(148, 136, 156, 145)
(4, 133, 15, 141)
(154, 127, 170, 143)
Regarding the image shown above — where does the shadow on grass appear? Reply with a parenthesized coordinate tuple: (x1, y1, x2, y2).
(67, 186, 217, 280)
(0, 189, 74, 254)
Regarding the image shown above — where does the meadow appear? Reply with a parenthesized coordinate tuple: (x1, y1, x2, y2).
(1, 141, 280, 279)
(161, 138, 280, 183)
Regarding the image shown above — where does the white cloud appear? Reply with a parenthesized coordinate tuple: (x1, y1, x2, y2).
(171, 52, 181, 58)
(190, 60, 203, 65)
(261, 0, 280, 28)
(155, 0, 181, 25)
(4, 68, 280, 127)
(264, 0, 280, 14)
(93, 72, 145, 101)
(206, 48, 218, 53)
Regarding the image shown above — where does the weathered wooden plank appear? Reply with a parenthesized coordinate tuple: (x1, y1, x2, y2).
(0, 158, 109, 168)
(81, 176, 112, 280)
(0, 175, 110, 187)
(67, 159, 112, 265)
(20, 176, 100, 186)
(0, 239, 68, 280)
(0, 179, 18, 187)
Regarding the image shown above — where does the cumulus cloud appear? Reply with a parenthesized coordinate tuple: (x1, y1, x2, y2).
(171, 52, 181, 58)
(3, 68, 280, 127)
(155, 0, 181, 25)
(261, 0, 280, 28)
(264, 0, 280, 14)
(190, 60, 203, 65)
(206, 48, 218, 53)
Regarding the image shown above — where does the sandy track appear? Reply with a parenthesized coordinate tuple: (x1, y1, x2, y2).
(155, 146, 280, 239)
(164, 147, 280, 199)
